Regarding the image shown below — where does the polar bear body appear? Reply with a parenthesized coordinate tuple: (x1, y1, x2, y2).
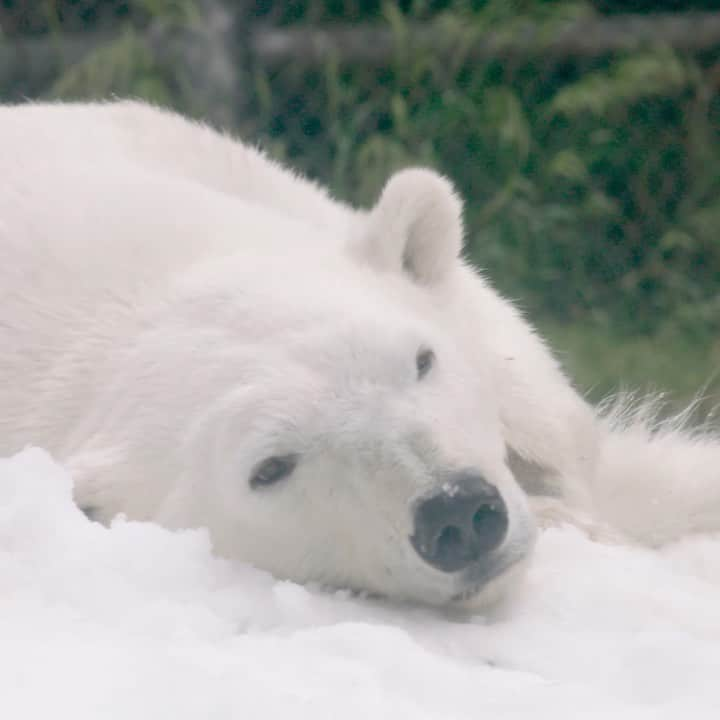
(1, 101, 718, 607)
(1, 102, 545, 606)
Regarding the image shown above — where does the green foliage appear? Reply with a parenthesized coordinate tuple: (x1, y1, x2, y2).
(540, 319, 720, 411)
(550, 49, 690, 118)
(0, 0, 198, 105)
(50, 28, 173, 102)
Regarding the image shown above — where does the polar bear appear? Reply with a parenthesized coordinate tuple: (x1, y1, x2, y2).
(0, 101, 718, 608)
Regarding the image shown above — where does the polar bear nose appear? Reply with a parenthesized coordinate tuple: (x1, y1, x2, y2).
(410, 472, 509, 573)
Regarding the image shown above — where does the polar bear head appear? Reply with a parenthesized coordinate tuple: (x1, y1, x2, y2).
(69, 169, 537, 609)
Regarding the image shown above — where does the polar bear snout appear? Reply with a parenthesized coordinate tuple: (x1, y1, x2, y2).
(410, 472, 509, 573)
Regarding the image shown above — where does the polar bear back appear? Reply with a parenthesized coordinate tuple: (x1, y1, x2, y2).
(0, 104, 347, 455)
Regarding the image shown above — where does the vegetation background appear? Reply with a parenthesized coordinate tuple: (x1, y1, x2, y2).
(1, 0, 718, 407)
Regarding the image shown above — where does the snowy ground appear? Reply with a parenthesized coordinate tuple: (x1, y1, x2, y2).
(1, 448, 718, 719)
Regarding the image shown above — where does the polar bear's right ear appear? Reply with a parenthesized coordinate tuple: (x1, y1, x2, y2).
(353, 168, 464, 285)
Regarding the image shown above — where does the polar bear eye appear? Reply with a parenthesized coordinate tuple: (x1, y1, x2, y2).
(250, 454, 298, 490)
(416, 348, 435, 380)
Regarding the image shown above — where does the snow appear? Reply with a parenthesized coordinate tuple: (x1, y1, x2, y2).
(1, 448, 718, 719)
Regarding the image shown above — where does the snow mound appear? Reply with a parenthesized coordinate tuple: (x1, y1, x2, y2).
(1, 448, 718, 719)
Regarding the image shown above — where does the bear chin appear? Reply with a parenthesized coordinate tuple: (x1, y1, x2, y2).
(452, 559, 533, 611)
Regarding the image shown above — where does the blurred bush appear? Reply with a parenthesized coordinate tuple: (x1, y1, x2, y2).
(1, 0, 719, 343)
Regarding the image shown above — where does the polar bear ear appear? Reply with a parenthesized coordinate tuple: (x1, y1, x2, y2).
(356, 168, 464, 285)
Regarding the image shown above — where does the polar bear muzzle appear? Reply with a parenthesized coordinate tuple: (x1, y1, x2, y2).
(410, 471, 509, 573)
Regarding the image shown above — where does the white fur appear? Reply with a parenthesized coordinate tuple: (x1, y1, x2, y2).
(0, 100, 717, 608)
(355, 168, 464, 284)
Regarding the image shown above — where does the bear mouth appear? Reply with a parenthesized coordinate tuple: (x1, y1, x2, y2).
(449, 526, 536, 604)
(451, 584, 486, 603)
(450, 556, 519, 603)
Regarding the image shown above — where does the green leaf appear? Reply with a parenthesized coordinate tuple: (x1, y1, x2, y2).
(547, 149, 589, 182)
(550, 49, 690, 118)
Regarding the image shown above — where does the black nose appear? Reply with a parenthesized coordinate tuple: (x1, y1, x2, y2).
(410, 472, 509, 573)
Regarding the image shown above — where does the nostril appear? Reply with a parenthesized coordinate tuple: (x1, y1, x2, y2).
(472, 502, 509, 554)
(436, 525, 463, 556)
(434, 524, 476, 571)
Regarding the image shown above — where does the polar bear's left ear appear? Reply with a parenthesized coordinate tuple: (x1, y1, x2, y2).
(355, 168, 464, 285)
